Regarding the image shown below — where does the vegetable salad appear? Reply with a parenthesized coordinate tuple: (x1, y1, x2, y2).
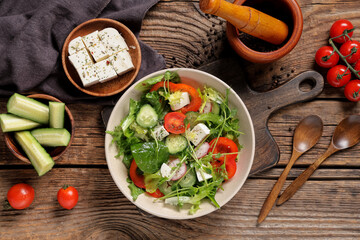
(107, 71, 243, 214)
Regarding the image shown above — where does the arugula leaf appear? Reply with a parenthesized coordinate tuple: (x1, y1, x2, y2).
(143, 91, 164, 116)
(197, 113, 223, 126)
(127, 178, 144, 201)
(131, 142, 169, 174)
(164, 71, 180, 83)
(134, 71, 181, 92)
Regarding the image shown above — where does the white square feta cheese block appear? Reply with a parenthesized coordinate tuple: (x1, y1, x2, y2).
(68, 36, 86, 55)
(195, 166, 213, 182)
(153, 125, 169, 141)
(68, 49, 93, 69)
(94, 59, 117, 83)
(188, 123, 210, 146)
(160, 163, 172, 178)
(77, 64, 100, 87)
(82, 30, 100, 48)
(98, 28, 121, 40)
(108, 50, 134, 75)
(169, 92, 190, 111)
(87, 42, 109, 63)
(99, 28, 129, 55)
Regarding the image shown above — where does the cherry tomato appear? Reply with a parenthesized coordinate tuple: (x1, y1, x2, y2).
(212, 158, 237, 180)
(326, 65, 351, 87)
(7, 183, 35, 210)
(344, 80, 360, 102)
(209, 137, 239, 164)
(150, 81, 202, 113)
(164, 112, 189, 134)
(340, 40, 360, 64)
(57, 185, 78, 210)
(130, 160, 146, 189)
(353, 60, 360, 78)
(315, 46, 339, 68)
(330, 19, 354, 43)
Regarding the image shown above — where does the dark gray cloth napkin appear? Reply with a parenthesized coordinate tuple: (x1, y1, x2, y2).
(0, 0, 165, 104)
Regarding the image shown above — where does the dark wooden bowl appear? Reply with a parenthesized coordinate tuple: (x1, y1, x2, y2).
(226, 0, 303, 63)
(4, 94, 75, 164)
(62, 18, 141, 97)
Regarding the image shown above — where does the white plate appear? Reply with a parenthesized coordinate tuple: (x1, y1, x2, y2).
(105, 68, 255, 219)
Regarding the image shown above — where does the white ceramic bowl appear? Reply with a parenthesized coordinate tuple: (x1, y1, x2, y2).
(105, 68, 255, 219)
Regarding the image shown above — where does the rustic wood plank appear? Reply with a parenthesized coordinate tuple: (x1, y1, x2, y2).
(0, 168, 359, 239)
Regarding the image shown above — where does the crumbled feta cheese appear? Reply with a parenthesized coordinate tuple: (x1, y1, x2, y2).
(87, 42, 109, 63)
(160, 163, 172, 178)
(108, 50, 134, 76)
(99, 28, 129, 55)
(188, 123, 210, 146)
(82, 31, 100, 48)
(169, 92, 190, 111)
(68, 49, 93, 69)
(94, 59, 117, 83)
(195, 166, 213, 182)
(76, 64, 100, 87)
(153, 125, 169, 141)
(68, 36, 86, 55)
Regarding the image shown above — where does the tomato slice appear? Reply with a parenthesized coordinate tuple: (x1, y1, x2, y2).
(146, 189, 164, 198)
(150, 81, 201, 113)
(130, 160, 146, 189)
(212, 158, 237, 180)
(209, 137, 239, 164)
(164, 112, 188, 134)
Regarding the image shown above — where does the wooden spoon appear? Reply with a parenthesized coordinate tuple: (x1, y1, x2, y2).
(277, 115, 360, 206)
(257, 115, 323, 224)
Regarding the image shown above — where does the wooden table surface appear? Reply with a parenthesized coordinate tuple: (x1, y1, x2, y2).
(1, 0, 360, 239)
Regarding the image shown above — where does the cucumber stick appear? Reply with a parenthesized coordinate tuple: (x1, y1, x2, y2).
(31, 128, 71, 147)
(0, 114, 41, 132)
(49, 102, 65, 128)
(14, 131, 54, 176)
(7, 93, 49, 124)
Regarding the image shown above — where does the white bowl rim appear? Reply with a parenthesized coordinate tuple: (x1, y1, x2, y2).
(105, 68, 255, 219)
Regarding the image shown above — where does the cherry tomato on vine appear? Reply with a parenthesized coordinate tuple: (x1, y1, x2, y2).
(330, 19, 354, 43)
(315, 46, 339, 68)
(344, 80, 360, 102)
(57, 185, 78, 210)
(340, 40, 360, 64)
(7, 183, 35, 210)
(354, 61, 360, 75)
(326, 65, 351, 87)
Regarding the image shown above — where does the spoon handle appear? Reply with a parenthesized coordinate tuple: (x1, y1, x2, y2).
(257, 150, 302, 223)
(277, 147, 337, 205)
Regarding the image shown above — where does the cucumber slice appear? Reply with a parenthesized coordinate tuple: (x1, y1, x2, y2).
(49, 102, 65, 128)
(211, 102, 220, 115)
(14, 131, 54, 176)
(159, 181, 174, 195)
(7, 93, 49, 124)
(0, 114, 41, 132)
(31, 128, 71, 147)
(136, 104, 158, 128)
(179, 168, 197, 188)
(165, 134, 187, 154)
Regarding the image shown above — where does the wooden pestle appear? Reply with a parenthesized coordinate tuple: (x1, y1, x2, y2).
(200, 0, 289, 45)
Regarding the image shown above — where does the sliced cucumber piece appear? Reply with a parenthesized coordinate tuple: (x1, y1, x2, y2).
(7, 93, 49, 124)
(159, 181, 174, 195)
(0, 114, 41, 132)
(185, 111, 200, 128)
(211, 102, 220, 115)
(31, 128, 71, 147)
(136, 104, 158, 128)
(49, 102, 65, 128)
(14, 131, 54, 176)
(179, 168, 197, 188)
(165, 134, 187, 154)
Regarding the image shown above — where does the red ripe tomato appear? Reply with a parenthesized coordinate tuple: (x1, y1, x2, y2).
(330, 19, 354, 43)
(315, 46, 339, 68)
(130, 160, 146, 189)
(57, 185, 79, 210)
(340, 40, 360, 64)
(344, 80, 360, 102)
(212, 158, 237, 180)
(164, 112, 189, 134)
(354, 61, 360, 78)
(171, 83, 202, 113)
(209, 137, 239, 164)
(326, 65, 351, 87)
(7, 183, 35, 210)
